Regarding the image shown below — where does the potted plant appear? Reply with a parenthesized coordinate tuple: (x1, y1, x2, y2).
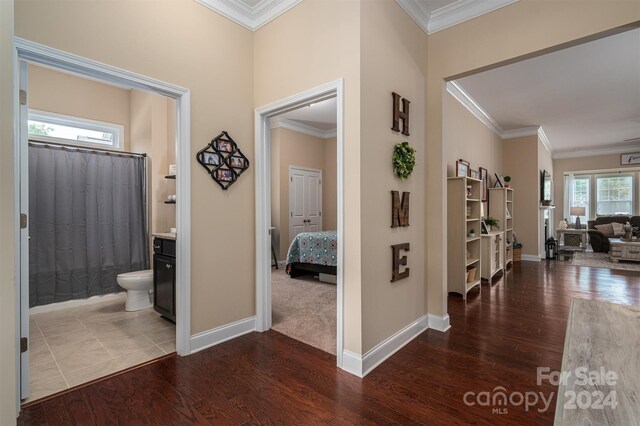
(468, 229, 476, 238)
(485, 216, 500, 232)
(503, 176, 511, 188)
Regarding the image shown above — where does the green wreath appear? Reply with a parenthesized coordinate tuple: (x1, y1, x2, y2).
(392, 142, 416, 180)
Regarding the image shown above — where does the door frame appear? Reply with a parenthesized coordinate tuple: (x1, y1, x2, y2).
(13, 37, 193, 401)
(288, 165, 323, 246)
(254, 79, 345, 368)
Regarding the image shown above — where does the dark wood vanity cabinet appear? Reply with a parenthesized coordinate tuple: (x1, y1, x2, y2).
(153, 237, 176, 322)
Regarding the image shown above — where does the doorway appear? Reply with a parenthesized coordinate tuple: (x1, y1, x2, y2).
(254, 79, 345, 367)
(14, 38, 192, 403)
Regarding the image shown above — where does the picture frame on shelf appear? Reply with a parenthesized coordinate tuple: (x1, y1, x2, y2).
(456, 159, 470, 177)
(479, 167, 488, 202)
(481, 220, 489, 234)
(470, 169, 480, 180)
(494, 173, 504, 188)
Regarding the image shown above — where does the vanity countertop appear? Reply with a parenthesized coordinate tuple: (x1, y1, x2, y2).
(152, 232, 177, 240)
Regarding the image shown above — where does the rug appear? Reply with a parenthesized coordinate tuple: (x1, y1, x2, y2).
(555, 298, 640, 424)
(271, 269, 336, 355)
(572, 252, 640, 272)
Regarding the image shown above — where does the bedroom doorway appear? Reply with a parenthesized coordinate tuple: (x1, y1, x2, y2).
(255, 79, 345, 367)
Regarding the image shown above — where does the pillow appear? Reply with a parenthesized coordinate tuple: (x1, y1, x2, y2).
(595, 223, 614, 236)
(612, 222, 625, 235)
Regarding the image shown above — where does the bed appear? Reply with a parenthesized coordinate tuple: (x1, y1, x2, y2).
(286, 230, 337, 281)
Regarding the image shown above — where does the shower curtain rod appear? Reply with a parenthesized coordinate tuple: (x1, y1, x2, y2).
(28, 140, 147, 158)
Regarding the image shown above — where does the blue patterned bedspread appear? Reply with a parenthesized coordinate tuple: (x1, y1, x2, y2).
(286, 231, 338, 271)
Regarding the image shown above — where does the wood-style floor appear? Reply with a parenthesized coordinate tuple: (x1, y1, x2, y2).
(18, 261, 640, 425)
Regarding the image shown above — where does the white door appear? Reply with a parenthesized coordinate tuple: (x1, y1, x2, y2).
(18, 60, 30, 400)
(289, 167, 322, 245)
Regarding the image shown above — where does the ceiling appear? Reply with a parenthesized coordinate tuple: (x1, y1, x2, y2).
(272, 98, 337, 138)
(454, 28, 640, 158)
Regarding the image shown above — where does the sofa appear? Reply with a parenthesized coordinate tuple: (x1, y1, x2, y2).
(587, 216, 640, 252)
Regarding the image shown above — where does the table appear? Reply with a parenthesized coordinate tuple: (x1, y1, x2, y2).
(556, 228, 587, 252)
(609, 238, 640, 263)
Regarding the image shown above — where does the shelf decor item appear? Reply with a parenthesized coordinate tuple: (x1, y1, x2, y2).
(456, 159, 470, 177)
(392, 141, 416, 180)
(484, 216, 499, 231)
(503, 176, 511, 188)
(479, 167, 488, 202)
(197, 131, 250, 190)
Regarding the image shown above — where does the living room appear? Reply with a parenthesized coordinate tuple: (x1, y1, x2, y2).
(446, 26, 640, 265)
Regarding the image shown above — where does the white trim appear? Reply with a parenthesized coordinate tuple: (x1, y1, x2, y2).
(396, 0, 519, 35)
(270, 116, 336, 139)
(29, 292, 126, 315)
(538, 127, 552, 154)
(13, 38, 192, 365)
(255, 79, 345, 369)
(427, 313, 451, 332)
(190, 317, 256, 354)
(341, 350, 364, 377)
(342, 314, 430, 378)
(195, 0, 302, 31)
(446, 81, 503, 136)
(428, 0, 519, 34)
(521, 254, 541, 262)
(501, 126, 539, 139)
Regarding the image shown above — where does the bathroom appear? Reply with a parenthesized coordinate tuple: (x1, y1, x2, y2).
(25, 64, 177, 403)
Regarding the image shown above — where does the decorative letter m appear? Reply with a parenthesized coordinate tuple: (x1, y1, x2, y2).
(391, 191, 410, 228)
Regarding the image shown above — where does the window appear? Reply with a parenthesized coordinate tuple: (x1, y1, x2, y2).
(596, 175, 633, 216)
(570, 176, 590, 222)
(28, 110, 123, 149)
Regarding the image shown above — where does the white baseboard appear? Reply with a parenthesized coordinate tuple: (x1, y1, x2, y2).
(341, 314, 429, 378)
(29, 292, 126, 314)
(190, 316, 256, 354)
(341, 350, 364, 377)
(522, 254, 541, 262)
(428, 313, 451, 332)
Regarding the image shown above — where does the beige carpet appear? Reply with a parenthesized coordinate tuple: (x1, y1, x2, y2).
(572, 252, 640, 272)
(271, 268, 336, 355)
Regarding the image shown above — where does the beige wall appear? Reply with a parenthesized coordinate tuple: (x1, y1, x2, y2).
(254, 0, 363, 354)
(130, 90, 176, 243)
(270, 127, 337, 260)
(503, 136, 539, 257)
(360, 0, 427, 352)
(0, 0, 17, 421)
(28, 64, 132, 149)
(444, 91, 503, 217)
(427, 0, 640, 315)
(16, 0, 255, 335)
(553, 153, 635, 219)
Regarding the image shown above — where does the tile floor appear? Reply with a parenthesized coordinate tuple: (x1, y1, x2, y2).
(26, 293, 175, 403)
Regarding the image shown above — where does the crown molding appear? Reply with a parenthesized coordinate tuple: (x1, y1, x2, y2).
(446, 81, 503, 135)
(195, 0, 302, 31)
(396, 0, 519, 35)
(428, 0, 519, 34)
(538, 127, 552, 154)
(446, 81, 558, 153)
(501, 126, 539, 139)
(270, 116, 337, 139)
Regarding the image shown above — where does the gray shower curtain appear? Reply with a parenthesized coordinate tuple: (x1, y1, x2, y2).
(29, 144, 149, 307)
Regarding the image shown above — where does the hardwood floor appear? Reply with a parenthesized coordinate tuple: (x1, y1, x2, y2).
(18, 261, 640, 425)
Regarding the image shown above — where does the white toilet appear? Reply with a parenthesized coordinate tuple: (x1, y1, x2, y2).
(117, 269, 153, 311)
